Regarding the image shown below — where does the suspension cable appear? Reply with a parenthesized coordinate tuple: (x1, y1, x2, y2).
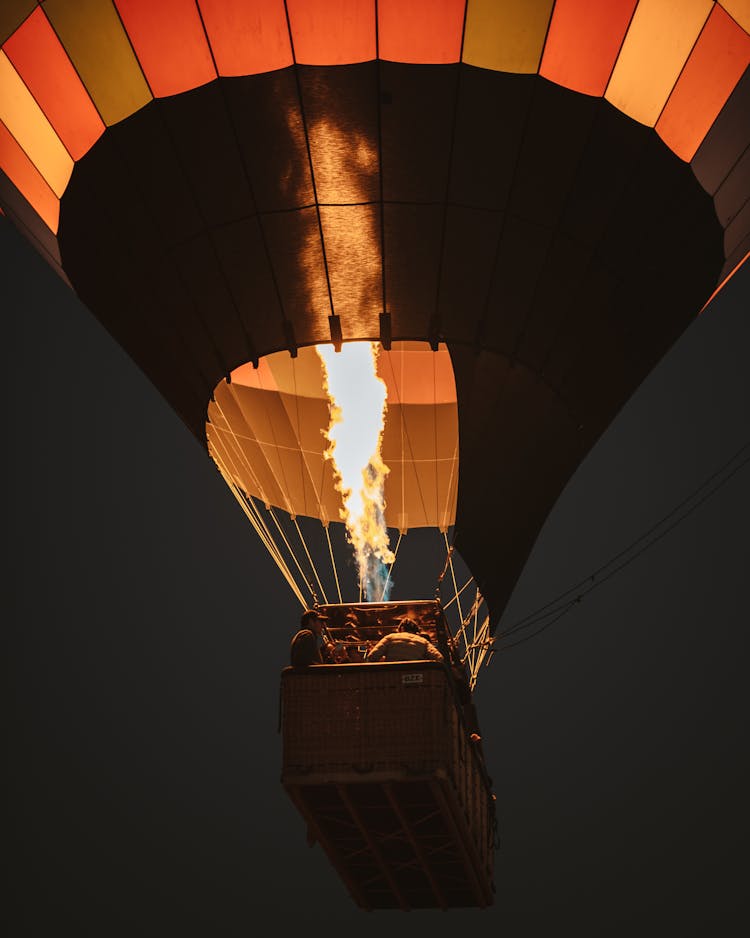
(324, 523, 343, 603)
(214, 464, 306, 607)
(443, 531, 464, 624)
(293, 517, 328, 604)
(381, 531, 403, 601)
(267, 508, 316, 605)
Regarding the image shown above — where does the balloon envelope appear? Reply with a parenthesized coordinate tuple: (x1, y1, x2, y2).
(1, 1, 747, 625)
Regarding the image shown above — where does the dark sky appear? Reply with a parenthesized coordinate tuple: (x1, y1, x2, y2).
(5, 215, 749, 937)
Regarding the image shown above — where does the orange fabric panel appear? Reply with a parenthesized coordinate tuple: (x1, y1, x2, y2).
(266, 346, 328, 398)
(378, 346, 457, 405)
(720, 0, 750, 33)
(540, 0, 637, 96)
(0, 50, 72, 196)
(44, 0, 152, 127)
(656, 5, 750, 161)
(378, 0, 465, 63)
(463, 0, 554, 73)
(0, 0, 35, 45)
(230, 358, 280, 392)
(114, 0, 216, 98)
(286, 0, 375, 64)
(4, 7, 104, 160)
(198, 0, 292, 76)
(0, 120, 58, 232)
(605, 0, 713, 127)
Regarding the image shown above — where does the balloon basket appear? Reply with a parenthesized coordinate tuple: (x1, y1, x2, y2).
(280, 661, 496, 910)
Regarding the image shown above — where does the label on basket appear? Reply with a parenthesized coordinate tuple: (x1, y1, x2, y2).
(402, 673, 424, 685)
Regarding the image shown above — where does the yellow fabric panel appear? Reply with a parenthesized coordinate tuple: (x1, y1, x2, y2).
(0, 51, 72, 195)
(605, 0, 713, 126)
(720, 1, 750, 33)
(463, 0, 555, 73)
(44, 0, 152, 126)
(0, 0, 35, 44)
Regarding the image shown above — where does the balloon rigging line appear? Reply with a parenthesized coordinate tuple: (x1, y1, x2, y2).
(324, 523, 343, 604)
(209, 401, 311, 605)
(209, 407, 272, 510)
(442, 575, 475, 610)
(215, 463, 305, 607)
(212, 450, 305, 605)
(293, 517, 328, 605)
(443, 531, 464, 626)
(381, 531, 403, 601)
(497, 440, 750, 650)
(267, 505, 317, 604)
(440, 437, 460, 536)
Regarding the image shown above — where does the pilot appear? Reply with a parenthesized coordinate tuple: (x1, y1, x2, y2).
(365, 617, 444, 662)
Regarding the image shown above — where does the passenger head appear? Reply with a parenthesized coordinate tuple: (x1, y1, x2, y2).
(300, 609, 328, 634)
(398, 617, 420, 634)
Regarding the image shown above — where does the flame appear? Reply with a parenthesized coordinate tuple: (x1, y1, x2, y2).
(316, 342, 395, 601)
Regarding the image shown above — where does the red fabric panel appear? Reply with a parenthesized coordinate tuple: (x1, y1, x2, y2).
(286, 0, 375, 64)
(114, 0, 216, 98)
(540, 0, 637, 96)
(656, 5, 750, 161)
(379, 0, 465, 63)
(3, 7, 104, 160)
(198, 0, 292, 76)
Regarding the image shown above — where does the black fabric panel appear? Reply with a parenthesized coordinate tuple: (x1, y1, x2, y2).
(319, 203, 382, 335)
(298, 63, 379, 205)
(382, 202, 443, 337)
(450, 345, 588, 624)
(514, 234, 595, 374)
(508, 78, 599, 227)
(146, 262, 223, 397)
(450, 68, 533, 211)
(481, 213, 554, 356)
(171, 232, 254, 374)
(158, 82, 256, 228)
(437, 204, 502, 342)
(724, 195, 750, 258)
(261, 206, 332, 348)
(103, 102, 205, 248)
(691, 65, 750, 195)
(0, 170, 67, 285)
(596, 133, 692, 279)
(380, 62, 458, 203)
(0, 4, 33, 45)
(720, 234, 750, 284)
(223, 70, 314, 213)
(69, 126, 164, 274)
(210, 216, 285, 356)
(559, 100, 650, 249)
(539, 260, 616, 394)
(713, 145, 749, 227)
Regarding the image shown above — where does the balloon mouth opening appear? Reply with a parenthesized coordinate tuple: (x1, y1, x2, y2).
(204, 339, 463, 606)
(206, 339, 459, 534)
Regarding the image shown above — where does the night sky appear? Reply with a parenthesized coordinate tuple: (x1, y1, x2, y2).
(6, 215, 749, 936)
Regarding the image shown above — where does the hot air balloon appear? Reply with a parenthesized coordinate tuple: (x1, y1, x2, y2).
(2, 0, 748, 913)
